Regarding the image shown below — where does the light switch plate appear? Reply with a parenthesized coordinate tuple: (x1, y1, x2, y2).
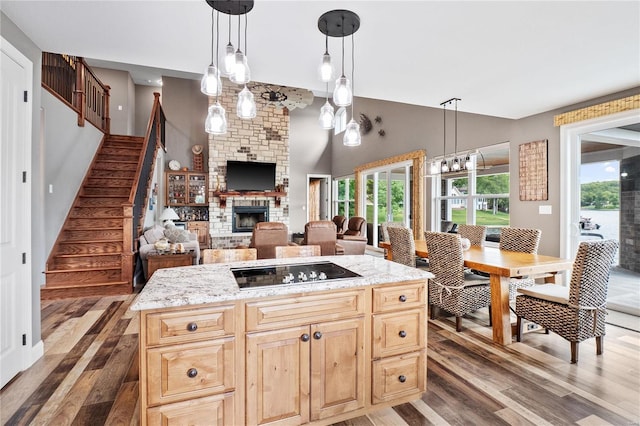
(539, 205, 552, 215)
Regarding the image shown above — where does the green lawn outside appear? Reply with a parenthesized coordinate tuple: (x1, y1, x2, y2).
(450, 209, 510, 226)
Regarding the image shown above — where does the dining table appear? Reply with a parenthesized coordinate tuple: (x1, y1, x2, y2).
(378, 240, 574, 345)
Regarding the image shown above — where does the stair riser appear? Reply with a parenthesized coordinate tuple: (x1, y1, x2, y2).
(52, 255, 122, 269)
(45, 269, 122, 284)
(63, 229, 123, 241)
(85, 178, 134, 188)
(67, 218, 124, 229)
(40, 282, 132, 300)
(82, 187, 130, 196)
(90, 169, 135, 179)
(93, 162, 138, 172)
(56, 244, 123, 257)
(97, 154, 140, 163)
(101, 146, 142, 155)
(77, 197, 129, 207)
(70, 207, 124, 218)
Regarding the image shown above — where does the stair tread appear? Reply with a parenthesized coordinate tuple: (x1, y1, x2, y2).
(46, 266, 121, 274)
(54, 253, 123, 258)
(59, 239, 124, 244)
(42, 280, 129, 288)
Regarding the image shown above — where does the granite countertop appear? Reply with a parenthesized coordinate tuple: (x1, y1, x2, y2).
(130, 255, 433, 311)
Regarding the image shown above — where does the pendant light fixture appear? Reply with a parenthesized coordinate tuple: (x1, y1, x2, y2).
(204, 9, 227, 134)
(427, 97, 469, 174)
(200, 8, 222, 96)
(223, 13, 235, 76)
(343, 27, 360, 147)
(318, 83, 335, 129)
(451, 98, 461, 171)
(317, 9, 360, 138)
(237, 85, 256, 119)
(230, 8, 251, 85)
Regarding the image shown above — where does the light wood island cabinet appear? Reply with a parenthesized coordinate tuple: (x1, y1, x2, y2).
(133, 256, 431, 425)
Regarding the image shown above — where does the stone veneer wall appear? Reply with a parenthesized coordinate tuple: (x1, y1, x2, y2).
(619, 154, 639, 273)
(207, 81, 290, 249)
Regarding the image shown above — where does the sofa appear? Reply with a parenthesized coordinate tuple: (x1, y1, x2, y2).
(138, 224, 200, 279)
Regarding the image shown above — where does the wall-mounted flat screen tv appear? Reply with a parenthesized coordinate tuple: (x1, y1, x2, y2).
(226, 160, 276, 191)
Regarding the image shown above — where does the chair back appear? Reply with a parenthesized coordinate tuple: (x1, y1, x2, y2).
(424, 231, 464, 287)
(440, 220, 455, 232)
(386, 226, 416, 267)
(332, 215, 346, 233)
(249, 222, 290, 259)
(303, 221, 338, 255)
(380, 222, 403, 242)
(457, 224, 486, 246)
(569, 239, 619, 309)
(202, 248, 257, 264)
(500, 227, 541, 253)
(275, 245, 321, 258)
(344, 217, 366, 236)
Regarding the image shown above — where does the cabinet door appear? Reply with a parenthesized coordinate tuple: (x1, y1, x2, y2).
(246, 326, 310, 425)
(188, 173, 207, 204)
(310, 317, 365, 421)
(188, 221, 210, 250)
(167, 173, 187, 205)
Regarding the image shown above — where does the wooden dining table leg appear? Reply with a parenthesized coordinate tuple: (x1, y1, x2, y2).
(489, 274, 512, 345)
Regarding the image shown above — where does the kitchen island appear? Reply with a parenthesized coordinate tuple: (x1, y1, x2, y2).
(131, 255, 433, 425)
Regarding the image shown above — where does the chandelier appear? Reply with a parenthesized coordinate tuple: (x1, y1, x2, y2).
(428, 98, 476, 175)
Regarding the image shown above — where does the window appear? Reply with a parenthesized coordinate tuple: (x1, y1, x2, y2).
(433, 144, 510, 239)
(333, 177, 355, 218)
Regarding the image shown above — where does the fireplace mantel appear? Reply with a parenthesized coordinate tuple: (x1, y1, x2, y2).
(210, 190, 286, 208)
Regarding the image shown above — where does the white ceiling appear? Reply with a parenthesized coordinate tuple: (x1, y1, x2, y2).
(2, 1, 639, 119)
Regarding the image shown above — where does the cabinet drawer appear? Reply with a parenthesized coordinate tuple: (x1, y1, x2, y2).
(372, 308, 425, 359)
(372, 281, 426, 313)
(146, 305, 235, 346)
(147, 338, 235, 406)
(147, 392, 234, 426)
(245, 290, 364, 331)
(372, 351, 426, 404)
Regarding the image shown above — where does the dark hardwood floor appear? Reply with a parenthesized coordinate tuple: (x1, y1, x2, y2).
(2, 294, 639, 425)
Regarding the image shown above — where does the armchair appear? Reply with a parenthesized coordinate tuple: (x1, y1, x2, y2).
(337, 216, 367, 255)
(302, 220, 344, 256)
(332, 215, 347, 234)
(249, 222, 296, 259)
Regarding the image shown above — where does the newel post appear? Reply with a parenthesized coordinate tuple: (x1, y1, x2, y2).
(75, 58, 86, 127)
(103, 85, 111, 134)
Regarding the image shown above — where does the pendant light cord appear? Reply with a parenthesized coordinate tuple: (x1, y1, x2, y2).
(210, 8, 214, 65)
(215, 11, 220, 102)
(341, 15, 345, 76)
(443, 102, 447, 156)
(237, 14, 241, 51)
(351, 27, 355, 117)
(244, 7, 248, 56)
(454, 99, 458, 157)
(227, 13, 232, 44)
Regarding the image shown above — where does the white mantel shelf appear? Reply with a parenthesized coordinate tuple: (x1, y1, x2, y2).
(130, 255, 433, 311)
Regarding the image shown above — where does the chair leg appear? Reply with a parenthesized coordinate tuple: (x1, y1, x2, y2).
(456, 316, 462, 332)
(571, 342, 578, 364)
(488, 305, 492, 326)
(516, 316, 523, 342)
(429, 304, 436, 320)
(596, 336, 603, 355)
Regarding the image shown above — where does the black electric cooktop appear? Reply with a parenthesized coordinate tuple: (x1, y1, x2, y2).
(232, 261, 361, 289)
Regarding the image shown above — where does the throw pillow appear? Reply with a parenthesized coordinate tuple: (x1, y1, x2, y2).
(144, 226, 165, 245)
(164, 227, 191, 243)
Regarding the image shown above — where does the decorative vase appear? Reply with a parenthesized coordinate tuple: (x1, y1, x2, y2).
(461, 238, 471, 251)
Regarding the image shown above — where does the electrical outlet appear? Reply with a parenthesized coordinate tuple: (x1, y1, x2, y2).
(526, 323, 538, 331)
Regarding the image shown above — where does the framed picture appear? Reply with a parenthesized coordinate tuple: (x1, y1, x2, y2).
(519, 139, 548, 201)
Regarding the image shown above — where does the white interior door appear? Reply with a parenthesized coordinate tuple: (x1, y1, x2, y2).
(1, 38, 33, 388)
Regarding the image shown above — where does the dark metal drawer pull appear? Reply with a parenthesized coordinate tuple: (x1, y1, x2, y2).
(187, 322, 198, 332)
(187, 368, 198, 378)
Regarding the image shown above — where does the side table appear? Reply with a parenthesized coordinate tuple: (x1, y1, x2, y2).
(146, 253, 193, 279)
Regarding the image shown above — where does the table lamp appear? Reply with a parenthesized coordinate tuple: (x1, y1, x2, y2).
(159, 207, 180, 226)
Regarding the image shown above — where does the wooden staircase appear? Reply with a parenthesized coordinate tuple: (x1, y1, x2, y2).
(42, 135, 145, 299)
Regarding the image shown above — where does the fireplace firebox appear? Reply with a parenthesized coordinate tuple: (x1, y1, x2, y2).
(232, 206, 269, 233)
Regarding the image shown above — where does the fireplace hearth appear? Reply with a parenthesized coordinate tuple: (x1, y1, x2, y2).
(233, 205, 269, 233)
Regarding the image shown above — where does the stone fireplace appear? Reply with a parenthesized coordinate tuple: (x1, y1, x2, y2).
(232, 205, 269, 233)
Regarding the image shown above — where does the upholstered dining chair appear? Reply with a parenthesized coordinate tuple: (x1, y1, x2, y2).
(275, 245, 321, 258)
(249, 222, 296, 259)
(515, 239, 619, 363)
(386, 226, 417, 267)
(380, 222, 404, 243)
(457, 224, 487, 247)
(500, 227, 542, 299)
(202, 248, 257, 264)
(424, 231, 492, 332)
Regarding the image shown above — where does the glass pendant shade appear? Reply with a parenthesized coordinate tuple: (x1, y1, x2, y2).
(343, 118, 361, 146)
(319, 53, 333, 82)
(223, 43, 236, 76)
(205, 102, 227, 134)
(430, 162, 439, 175)
(441, 160, 449, 173)
(333, 75, 352, 107)
(237, 86, 256, 119)
(318, 100, 335, 129)
(452, 158, 460, 171)
(230, 50, 250, 84)
(465, 155, 473, 170)
(200, 65, 222, 96)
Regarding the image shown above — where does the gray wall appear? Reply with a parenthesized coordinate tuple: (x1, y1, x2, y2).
(135, 85, 159, 137)
(288, 97, 333, 233)
(42, 90, 103, 255)
(161, 77, 209, 171)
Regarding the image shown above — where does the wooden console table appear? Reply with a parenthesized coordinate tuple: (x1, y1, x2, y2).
(147, 253, 193, 279)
